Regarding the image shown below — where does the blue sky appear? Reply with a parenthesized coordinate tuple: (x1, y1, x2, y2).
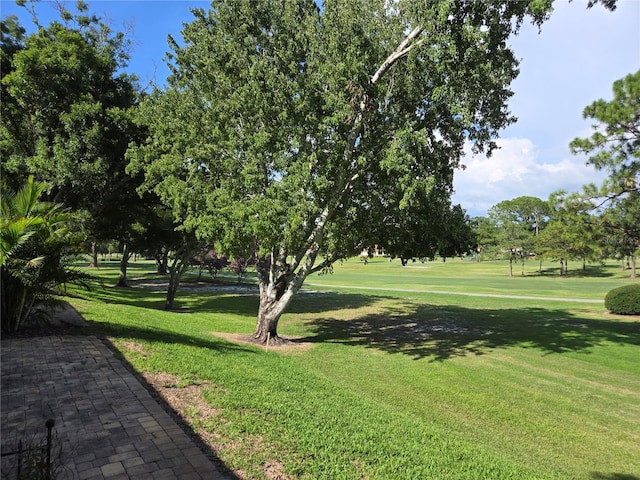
(2, 0, 639, 217)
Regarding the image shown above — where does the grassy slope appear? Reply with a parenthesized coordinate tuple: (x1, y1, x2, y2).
(69, 259, 639, 479)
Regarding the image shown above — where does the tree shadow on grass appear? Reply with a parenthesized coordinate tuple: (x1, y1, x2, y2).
(77, 280, 377, 317)
(590, 473, 640, 480)
(87, 321, 258, 356)
(183, 290, 376, 316)
(538, 264, 619, 278)
(304, 301, 640, 361)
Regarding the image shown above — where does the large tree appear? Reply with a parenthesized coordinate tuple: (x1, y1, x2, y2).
(130, 0, 611, 343)
(1, 1, 148, 281)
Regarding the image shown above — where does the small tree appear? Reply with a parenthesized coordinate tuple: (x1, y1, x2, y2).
(472, 216, 500, 262)
(1, 177, 90, 332)
(164, 236, 201, 310)
(229, 257, 249, 284)
(488, 200, 536, 277)
(195, 249, 228, 280)
(536, 191, 601, 275)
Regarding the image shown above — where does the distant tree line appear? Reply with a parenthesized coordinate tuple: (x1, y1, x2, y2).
(472, 70, 639, 278)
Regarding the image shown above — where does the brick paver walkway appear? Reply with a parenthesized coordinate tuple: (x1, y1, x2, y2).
(1, 335, 231, 480)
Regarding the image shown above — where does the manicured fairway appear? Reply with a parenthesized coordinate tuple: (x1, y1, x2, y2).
(69, 259, 639, 479)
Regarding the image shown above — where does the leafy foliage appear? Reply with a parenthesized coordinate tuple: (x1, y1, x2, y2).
(194, 249, 228, 280)
(1, 177, 91, 332)
(535, 191, 603, 273)
(129, 0, 556, 340)
(487, 198, 543, 275)
(599, 191, 640, 278)
(605, 284, 640, 315)
(1, 2, 149, 284)
(570, 70, 640, 201)
(567, 71, 640, 276)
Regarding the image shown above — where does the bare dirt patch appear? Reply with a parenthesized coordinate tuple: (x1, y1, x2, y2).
(209, 332, 315, 354)
(262, 460, 290, 480)
(119, 340, 148, 355)
(141, 372, 244, 477)
(142, 371, 294, 479)
(142, 372, 219, 420)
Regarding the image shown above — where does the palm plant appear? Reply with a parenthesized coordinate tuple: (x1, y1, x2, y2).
(1, 177, 90, 332)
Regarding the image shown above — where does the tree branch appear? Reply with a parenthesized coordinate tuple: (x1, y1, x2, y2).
(283, 26, 429, 288)
(371, 26, 424, 85)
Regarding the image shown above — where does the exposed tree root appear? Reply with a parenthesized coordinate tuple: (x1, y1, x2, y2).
(209, 332, 314, 353)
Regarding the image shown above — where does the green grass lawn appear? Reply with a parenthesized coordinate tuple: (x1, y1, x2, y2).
(67, 258, 639, 479)
(306, 256, 634, 300)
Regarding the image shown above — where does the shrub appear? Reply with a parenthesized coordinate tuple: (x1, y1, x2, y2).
(605, 284, 640, 315)
(1, 177, 91, 332)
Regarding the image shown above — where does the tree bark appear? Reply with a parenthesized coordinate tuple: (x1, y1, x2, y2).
(253, 296, 285, 344)
(253, 281, 298, 344)
(116, 243, 131, 287)
(165, 258, 190, 310)
(631, 255, 637, 279)
(89, 242, 99, 268)
(156, 249, 169, 274)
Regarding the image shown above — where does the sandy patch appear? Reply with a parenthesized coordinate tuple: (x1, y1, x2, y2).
(209, 332, 315, 354)
(142, 372, 219, 419)
(119, 340, 148, 354)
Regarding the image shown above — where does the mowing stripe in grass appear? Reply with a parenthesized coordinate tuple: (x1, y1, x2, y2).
(305, 282, 603, 303)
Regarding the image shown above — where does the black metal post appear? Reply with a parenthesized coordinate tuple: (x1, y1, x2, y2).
(16, 440, 22, 477)
(45, 419, 55, 480)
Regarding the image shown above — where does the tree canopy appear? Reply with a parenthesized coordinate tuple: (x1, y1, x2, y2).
(569, 70, 640, 277)
(0, 1, 156, 284)
(128, 0, 563, 342)
(570, 70, 640, 201)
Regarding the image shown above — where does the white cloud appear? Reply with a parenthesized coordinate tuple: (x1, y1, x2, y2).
(452, 138, 608, 217)
(460, 138, 537, 184)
